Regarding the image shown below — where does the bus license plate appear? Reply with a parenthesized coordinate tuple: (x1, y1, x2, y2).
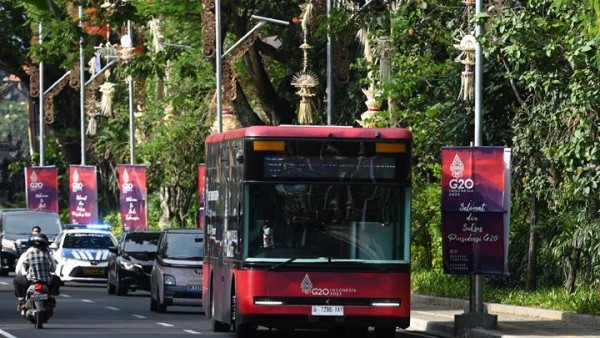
(30, 293, 48, 301)
(311, 305, 344, 316)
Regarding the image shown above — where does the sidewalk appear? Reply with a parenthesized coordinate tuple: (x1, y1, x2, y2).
(408, 294, 600, 338)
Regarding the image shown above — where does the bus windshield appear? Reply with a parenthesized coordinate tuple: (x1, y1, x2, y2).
(244, 183, 408, 264)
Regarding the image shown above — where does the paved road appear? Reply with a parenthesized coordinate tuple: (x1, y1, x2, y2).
(0, 275, 439, 338)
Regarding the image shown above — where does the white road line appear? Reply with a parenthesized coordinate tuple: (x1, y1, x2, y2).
(132, 314, 147, 319)
(0, 281, 9, 285)
(81, 299, 94, 303)
(183, 330, 201, 334)
(60, 294, 71, 298)
(157, 322, 174, 327)
(0, 329, 18, 338)
(105, 306, 120, 311)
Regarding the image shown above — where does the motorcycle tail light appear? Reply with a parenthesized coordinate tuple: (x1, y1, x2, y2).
(34, 283, 45, 292)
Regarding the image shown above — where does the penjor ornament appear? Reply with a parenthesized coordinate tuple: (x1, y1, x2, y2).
(291, 1, 318, 125)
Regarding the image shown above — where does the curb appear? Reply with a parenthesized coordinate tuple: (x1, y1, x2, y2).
(412, 294, 600, 327)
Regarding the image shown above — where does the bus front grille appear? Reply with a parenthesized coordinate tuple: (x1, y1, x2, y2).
(282, 297, 371, 306)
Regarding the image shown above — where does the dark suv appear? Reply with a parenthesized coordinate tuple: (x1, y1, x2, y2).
(0, 209, 63, 275)
(107, 231, 161, 295)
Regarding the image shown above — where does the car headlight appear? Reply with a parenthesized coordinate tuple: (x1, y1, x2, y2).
(2, 239, 15, 250)
(122, 262, 135, 270)
(164, 274, 176, 286)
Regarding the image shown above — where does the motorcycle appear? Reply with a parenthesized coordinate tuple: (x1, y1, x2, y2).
(21, 281, 54, 329)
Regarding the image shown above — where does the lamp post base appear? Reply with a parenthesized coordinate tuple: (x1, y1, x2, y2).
(454, 312, 497, 337)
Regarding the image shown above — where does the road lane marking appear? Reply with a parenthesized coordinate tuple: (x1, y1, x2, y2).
(132, 314, 147, 319)
(0, 329, 17, 338)
(105, 306, 120, 311)
(81, 299, 94, 303)
(0, 282, 8, 285)
(60, 294, 71, 298)
(157, 322, 174, 327)
(183, 330, 201, 334)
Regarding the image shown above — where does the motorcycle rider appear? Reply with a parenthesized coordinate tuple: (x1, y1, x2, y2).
(13, 234, 58, 311)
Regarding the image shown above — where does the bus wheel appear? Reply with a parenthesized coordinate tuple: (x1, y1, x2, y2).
(210, 286, 231, 332)
(374, 326, 396, 338)
(232, 291, 255, 338)
(235, 324, 255, 338)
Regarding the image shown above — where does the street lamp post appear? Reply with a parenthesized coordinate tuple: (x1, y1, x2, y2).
(79, 5, 86, 165)
(127, 20, 135, 165)
(38, 23, 44, 166)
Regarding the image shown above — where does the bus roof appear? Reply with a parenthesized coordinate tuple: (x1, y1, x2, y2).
(205, 125, 412, 143)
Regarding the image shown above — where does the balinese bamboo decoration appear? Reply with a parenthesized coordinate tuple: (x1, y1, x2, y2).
(223, 31, 259, 102)
(29, 66, 39, 98)
(85, 71, 106, 136)
(356, 27, 382, 127)
(454, 1, 476, 101)
(43, 75, 70, 124)
(202, 0, 216, 58)
(99, 81, 116, 117)
(134, 76, 146, 117)
(291, 1, 319, 125)
(148, 18, 164, 52)
(69, 62, 81, 88)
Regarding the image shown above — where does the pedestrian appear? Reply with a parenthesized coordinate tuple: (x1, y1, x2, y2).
(27, 226, 41, 248)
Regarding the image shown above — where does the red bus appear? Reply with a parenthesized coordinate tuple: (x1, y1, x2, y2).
(202, 125, 412, 338)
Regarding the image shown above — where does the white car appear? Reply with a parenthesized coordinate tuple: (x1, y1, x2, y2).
(50, 227, 117, 283)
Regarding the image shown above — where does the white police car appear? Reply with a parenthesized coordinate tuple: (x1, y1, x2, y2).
(50, 225, 117, 283)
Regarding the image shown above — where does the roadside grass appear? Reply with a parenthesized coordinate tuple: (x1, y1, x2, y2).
(412, 270, 600, 316)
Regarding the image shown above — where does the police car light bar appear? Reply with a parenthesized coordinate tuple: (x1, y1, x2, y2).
(64, 224, 112, 231)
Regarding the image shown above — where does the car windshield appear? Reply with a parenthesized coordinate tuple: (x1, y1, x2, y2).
(124, 233, 160, 253)
(63, 233, 115, 249)
(4, 212, 62, 236)
(163, 232, 204, 260)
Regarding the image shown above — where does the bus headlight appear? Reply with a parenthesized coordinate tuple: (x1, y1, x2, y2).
(254, 297, 283, 305)
(371, 299, 401, 307)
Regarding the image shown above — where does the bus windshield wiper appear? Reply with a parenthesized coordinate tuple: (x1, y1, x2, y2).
(268, 255, 329, 271)
(268, 256, 300, 271)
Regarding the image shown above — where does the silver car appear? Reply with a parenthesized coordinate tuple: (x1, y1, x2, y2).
(150, 229, 204, 312)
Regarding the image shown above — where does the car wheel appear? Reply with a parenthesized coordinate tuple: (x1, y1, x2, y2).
(150, 293, 158, 312)
(156, 287, 166, 313)
(0, 268, 9, 277)
(107, 275, 116, 294)
(116, 269, 128, 296)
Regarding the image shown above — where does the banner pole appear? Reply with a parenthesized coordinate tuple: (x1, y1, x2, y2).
(474, 0, 484, 315)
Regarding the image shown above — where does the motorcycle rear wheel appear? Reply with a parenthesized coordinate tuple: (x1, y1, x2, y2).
(35, 312, 43, 329)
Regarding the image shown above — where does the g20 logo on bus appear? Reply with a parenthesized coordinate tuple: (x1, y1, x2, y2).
(300, 274, 356, 297)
